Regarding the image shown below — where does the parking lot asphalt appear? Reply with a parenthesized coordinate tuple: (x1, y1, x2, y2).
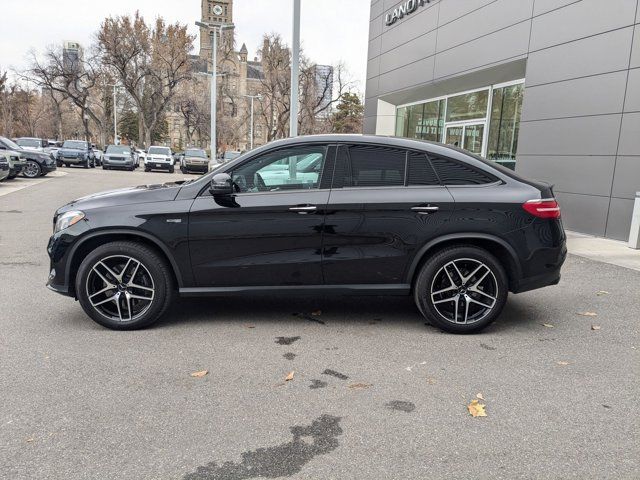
(1, 167, 639, 480)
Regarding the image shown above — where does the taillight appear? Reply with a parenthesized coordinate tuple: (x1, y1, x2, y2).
(523, 198, 561, 219)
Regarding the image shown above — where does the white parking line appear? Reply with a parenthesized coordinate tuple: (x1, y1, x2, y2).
(0, 171, 68, 198)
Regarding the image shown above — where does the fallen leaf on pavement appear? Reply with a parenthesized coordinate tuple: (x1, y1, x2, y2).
(596, 291, 610, 296)
(243, 324, 255, 329)
(427, 378, 437, 385)
(311, 310, 322, 316)
(476, 393, 485, 400)
(25, 438, 34, 443)
(591, 325, 601, 330)
(467, 399, 487, 417)
(557, 361, 570, 366)
(542, 323, 554, 328)
(348, 383, 372, 390)
(285, 371, 295, 381)
(577, 312, 597, 317)
(190, 370, 208, 378)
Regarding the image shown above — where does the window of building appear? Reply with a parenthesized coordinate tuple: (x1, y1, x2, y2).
(395, 80, 524, 169)
(487, 83, 523, 170)
(445, 90, 489, 123)
(344, 145, 406, 188)
(429, 155, 496, 186)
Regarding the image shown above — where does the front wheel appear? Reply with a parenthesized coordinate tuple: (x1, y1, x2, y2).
(169, 166, 175, 174)
(22, 160, 41, 178)
(414, 246, 508, 334)
(75, 241, 175, 330)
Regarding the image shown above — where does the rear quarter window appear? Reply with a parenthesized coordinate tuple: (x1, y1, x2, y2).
(429, 155, 497, 185)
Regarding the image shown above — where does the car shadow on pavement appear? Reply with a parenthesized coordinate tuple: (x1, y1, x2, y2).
(151, 294, 538, 333)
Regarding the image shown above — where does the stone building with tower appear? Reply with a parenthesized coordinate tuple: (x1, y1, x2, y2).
(166, 0, 269, 153)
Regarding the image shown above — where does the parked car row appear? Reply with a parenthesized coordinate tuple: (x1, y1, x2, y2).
(0, 136, 57, 179)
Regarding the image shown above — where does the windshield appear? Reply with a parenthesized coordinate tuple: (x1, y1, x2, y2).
(185, 149, 207, 158)
(148, 147, 171, 156)
(17, 138, 42, 148)
(224, 152, 241, 160)
(106, 145, 131, 154)
(0, 136, 21, 150)
(63, 140, 87, 150)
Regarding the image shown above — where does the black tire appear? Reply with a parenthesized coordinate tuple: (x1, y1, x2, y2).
(83, 160, 89, 169)
(102, 166, 108, 170)
(144, 167, 150, 172)
(169, 167, 175, 174)
(65, 163, 70, 168)
(75, 241, 175, 330)
(180, 166, 186, 174)
(7, 173, 16, 180)
(414, 245, 508, 334)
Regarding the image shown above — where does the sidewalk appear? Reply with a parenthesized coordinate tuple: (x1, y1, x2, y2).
(566, 231, 640, 272)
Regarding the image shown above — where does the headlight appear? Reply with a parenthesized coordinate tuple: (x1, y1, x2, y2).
(54, 211, 85, 233)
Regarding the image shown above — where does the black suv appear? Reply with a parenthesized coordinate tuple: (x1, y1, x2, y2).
(47, 135, 566, 333)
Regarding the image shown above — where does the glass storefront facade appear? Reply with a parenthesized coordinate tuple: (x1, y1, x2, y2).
(395, 81, 524, 169)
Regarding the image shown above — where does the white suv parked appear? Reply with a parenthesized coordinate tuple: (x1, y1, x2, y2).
(144, 146, 174, 173)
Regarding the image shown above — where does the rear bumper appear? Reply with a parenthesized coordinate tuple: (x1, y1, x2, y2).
(512, 243, 567, 293)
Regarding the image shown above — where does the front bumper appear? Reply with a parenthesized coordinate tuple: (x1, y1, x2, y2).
(59, 157, 86, 165)
(183, 162, 209, 173)
(146, 162, 173, 170)
(104, 159, 133, 168)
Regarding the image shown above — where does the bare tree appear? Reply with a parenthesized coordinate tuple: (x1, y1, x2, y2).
(257, 34, 291, 141)
(24, 46, 105, 141)
(97, 12, 194, 147)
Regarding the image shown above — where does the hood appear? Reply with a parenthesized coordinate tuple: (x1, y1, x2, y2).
(57, 181, 188, 213)
(16, 148, 48, 161)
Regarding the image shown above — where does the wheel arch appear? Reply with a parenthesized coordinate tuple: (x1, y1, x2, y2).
(65, 229, 184, 296)
(407, 233, 522, 292)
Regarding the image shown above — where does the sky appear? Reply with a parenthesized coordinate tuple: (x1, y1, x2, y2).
(0, 0, 370, 93)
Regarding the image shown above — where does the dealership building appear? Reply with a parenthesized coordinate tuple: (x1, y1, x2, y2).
(365, 0, 639, 240)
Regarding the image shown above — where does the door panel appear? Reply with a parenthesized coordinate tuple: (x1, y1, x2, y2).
(322, 146, 455, 285)
(189, 190, 329, 286)
(188, 144, 334, 287)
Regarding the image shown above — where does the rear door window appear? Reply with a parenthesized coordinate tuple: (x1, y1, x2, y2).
(407, 151, 440, 186)
(342, 145, 406, 188)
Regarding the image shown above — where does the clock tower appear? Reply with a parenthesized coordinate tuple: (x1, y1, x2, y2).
(199, 0, 234, 60)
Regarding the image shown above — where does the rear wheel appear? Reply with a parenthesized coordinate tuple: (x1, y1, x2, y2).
(169, 166, 175, 174)
(76, 241, 175, 330)
(414, 246, 508, 334)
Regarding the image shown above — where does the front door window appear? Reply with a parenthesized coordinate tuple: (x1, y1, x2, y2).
(231, 146, 326, 193)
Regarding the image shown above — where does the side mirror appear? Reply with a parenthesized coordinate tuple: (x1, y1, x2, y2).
(210, 173, 233, 196)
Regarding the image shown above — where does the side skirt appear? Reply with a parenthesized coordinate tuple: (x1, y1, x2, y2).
(179, 284, 411, 297)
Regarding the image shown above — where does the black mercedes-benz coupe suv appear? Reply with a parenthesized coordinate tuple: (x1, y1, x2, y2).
(47, 135, 566, 333)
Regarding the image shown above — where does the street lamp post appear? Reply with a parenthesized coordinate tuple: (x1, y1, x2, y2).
(108, 84, 120, 145)
(290, 0, 301, 137)
(242, 94, 262, 150)
(195, 21, 234, 159)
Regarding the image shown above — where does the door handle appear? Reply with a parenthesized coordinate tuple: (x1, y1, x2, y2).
(289, 205, 317, 214)
(411, 205, 439, 214)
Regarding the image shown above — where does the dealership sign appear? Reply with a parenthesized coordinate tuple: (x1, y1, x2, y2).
(385, 0, 432, 26)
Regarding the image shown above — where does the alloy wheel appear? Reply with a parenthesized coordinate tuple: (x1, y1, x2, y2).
(23, 160, 41, 178)
(85, 255, 155, 322)
(430, 258, 498, 325)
